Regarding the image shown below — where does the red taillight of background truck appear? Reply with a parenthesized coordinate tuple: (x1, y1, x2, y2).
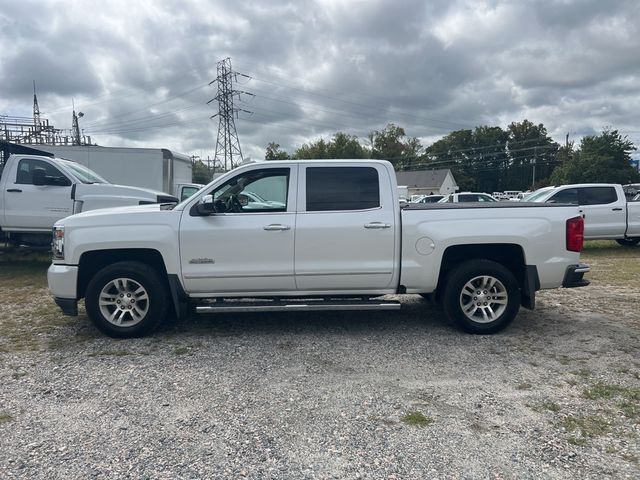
(566, 216, 584, 252)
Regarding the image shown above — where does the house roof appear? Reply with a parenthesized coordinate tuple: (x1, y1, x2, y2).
(395, 169, 453, 188)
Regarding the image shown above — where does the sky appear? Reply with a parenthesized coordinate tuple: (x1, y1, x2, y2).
(1, 0, 639, 166)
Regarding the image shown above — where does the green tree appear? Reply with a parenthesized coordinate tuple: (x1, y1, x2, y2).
(293, 138, 329, 159)
(423, 129, 476, 190)
(292, 132, 368, 159)
(192, 159, 212, 184)
(327, 132, 367, 159)
(423, 120, 559, 192)
(471, 125, 509, 193)
(265, 142, 290, 160)
(506, 120, 559, 190)
(370, 123, 422, 169)
(423, 126, 509, 192)
(550, 129, 640, 184)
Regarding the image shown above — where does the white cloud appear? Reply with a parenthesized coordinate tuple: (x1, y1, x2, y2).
(1, 0, 639, 159)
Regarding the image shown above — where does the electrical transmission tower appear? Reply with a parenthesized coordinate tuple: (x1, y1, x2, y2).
(71, 100, 84, 146)
(208, 58, 253, 171)
(33, 80, 41, 132)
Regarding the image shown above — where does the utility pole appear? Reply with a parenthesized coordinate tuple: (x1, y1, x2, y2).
(208, 58, 253, 171)
(531, 146, 537, 188)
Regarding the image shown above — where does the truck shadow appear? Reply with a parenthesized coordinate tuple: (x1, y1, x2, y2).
(161, 296, 454, 338)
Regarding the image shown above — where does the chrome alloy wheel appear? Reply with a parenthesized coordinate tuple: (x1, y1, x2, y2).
(459, 275, 508, 324)
(98, 277, 150, 327)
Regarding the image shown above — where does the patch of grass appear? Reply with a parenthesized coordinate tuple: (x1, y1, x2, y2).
(618, 401, 640, 420)
(0, 251, 50, 288)
(401, 411, 433, 427)
(583, 382, 640, 401)
(581, 241, 640, 286)
(0, 412, 13, 423)
(558, 414, 610, 439)
(0, 251, 92, 353)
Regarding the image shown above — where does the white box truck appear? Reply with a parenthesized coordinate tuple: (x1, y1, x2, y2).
(27, 145, 199, 200)
(0, 154, 178, 246)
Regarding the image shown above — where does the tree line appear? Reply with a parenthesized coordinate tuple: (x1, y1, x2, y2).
(263, 120, 640, 191)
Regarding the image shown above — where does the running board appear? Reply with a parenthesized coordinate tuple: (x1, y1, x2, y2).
(195, 299, 401, 314)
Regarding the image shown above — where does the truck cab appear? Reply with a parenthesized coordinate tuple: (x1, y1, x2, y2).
(0, 154, 178, 245)
(529, 183, 640, 244)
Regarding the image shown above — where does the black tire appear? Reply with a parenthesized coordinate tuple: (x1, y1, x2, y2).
(443, 259, 521, 334)
(85, 261, 167, 338)
(616, 238, 640, 247)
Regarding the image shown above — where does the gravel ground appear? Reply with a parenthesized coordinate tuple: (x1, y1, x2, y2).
(1, 263, 639, 479)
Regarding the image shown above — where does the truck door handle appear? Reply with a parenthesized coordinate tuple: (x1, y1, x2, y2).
(263, 224, 291, 231)
(6, 188, 22, 193)
(612, 208, 623, 211)
(364, 222, 391, 229)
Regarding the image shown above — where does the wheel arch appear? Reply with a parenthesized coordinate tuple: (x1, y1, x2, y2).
(437, 243, 538, 309)
(78, 248, 169, 299)
(78, 248, 187, 318)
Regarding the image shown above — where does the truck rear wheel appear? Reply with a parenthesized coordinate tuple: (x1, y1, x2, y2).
(443, 259, 520, 334)
(616, 238, 639, 247)
(85, 261, 167, 338)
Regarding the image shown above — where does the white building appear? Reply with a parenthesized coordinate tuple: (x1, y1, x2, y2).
(394, 169, 458, 197)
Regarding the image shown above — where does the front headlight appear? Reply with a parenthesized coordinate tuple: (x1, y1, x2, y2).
(52, 226, 65, 260)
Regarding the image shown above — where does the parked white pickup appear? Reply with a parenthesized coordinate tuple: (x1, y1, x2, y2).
(48, 159, 589, 338)
(527, 183, 640, 246)
(0, 154, 178, 246)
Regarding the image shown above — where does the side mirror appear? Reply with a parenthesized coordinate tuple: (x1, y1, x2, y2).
(33, 168, 46, 186)
(195, 194, 217, 216)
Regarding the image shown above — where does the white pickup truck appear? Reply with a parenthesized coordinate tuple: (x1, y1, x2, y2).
(0, 154, 178, 246)
(527, 183, 640, 246)
(47, 160, 590, 338)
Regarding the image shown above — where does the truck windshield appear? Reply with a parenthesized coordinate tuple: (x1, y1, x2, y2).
(56, 159, 109, 184)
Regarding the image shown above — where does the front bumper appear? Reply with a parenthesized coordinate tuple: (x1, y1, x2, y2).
(562, 263, 590, 288)
(48, 264, 79, 316)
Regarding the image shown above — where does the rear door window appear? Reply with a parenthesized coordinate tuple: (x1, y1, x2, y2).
(306, 167, 380, 211)
(578, 187, 617, 205)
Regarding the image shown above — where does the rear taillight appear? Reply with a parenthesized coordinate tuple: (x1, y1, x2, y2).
(566, 216, 584, 252)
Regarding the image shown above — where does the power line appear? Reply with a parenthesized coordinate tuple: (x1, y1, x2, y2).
(231, 62, 473, 130)
(83, 83, 209, 129)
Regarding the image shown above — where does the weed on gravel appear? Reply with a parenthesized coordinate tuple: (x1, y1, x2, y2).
(401, 411, 433, 427)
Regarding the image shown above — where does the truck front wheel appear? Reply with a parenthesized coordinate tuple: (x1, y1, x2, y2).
(85, 261, 167, 338)
(443, 259, 520, 334)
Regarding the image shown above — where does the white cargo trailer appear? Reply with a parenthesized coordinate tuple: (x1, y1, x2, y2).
(29, 145, 193, 197)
